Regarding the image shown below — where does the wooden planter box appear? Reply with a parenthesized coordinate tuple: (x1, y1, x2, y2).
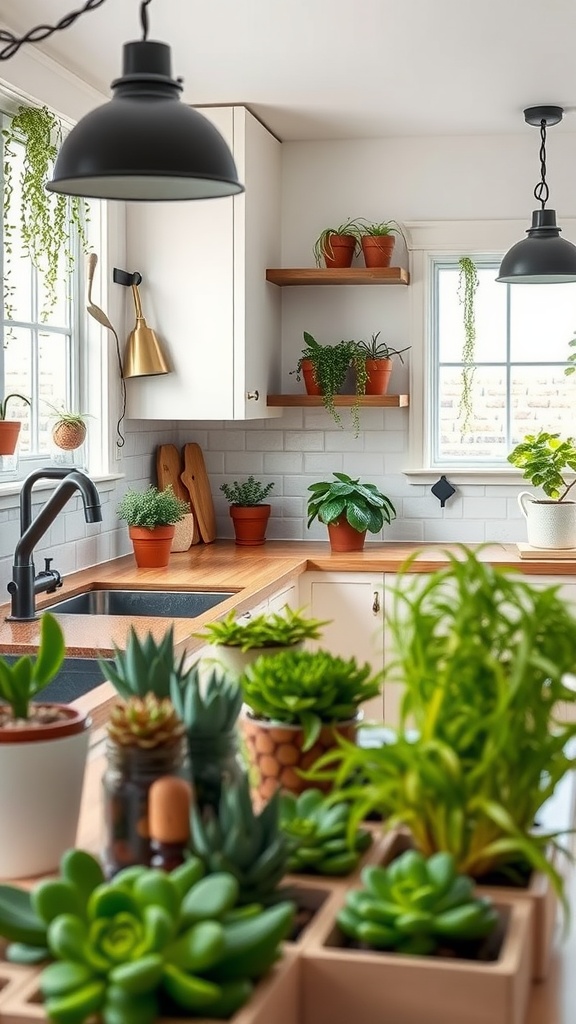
(300, 893, 533, 1024)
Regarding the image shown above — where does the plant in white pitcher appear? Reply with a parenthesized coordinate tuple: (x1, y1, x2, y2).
(508, 431, 576, 549)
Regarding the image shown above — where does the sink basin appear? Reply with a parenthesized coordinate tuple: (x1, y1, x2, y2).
(0, 655, 113, 704)
(45, 589, 235, 619)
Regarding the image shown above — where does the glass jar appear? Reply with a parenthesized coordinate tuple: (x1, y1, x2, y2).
(187, 731, 245, 821)
(102, 737, 186, 877)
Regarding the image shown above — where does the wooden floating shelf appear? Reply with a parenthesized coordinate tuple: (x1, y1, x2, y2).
(266, 394, 410, 408)
(265, 267, 410, 286)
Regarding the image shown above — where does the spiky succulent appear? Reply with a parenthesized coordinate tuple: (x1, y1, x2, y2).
(280, 789, 372, 876)
(107, 695, 185, 749)
(100, 626, 189, 700)
(170, 665, 243, 737)
(190, 776, 289, 905)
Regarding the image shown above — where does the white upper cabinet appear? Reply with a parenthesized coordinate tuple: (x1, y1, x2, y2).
(124, 106, 281, 421)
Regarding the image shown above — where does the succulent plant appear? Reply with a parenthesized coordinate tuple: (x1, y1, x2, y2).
(190, 775, 289, 905)
(100, 626, 189, 700)
(107, 695, 186, 749)
(338, 850, 498, 956)
(280, 789, 372, 876)
(0, 847, 295, 1023)
(193, 606, 329, 652)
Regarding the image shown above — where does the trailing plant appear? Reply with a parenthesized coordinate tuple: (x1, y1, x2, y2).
(0, 612, 64, 721)
(338, 851, 498, 955)
(312, 218, 363, 266)
(107, 695, 186, 749)
(3, 105, 89, 324)
(0, 392, 30, 420)
(99, 626, 190, 700)
(307, 471, 396, 534)
(457, 256, 479, 433)
(117, 485, 189, 528)
(354, 332, 411, 362)
(0, 846, 295, 1021)
(291, 330, 368, 435)
(240, 647, 381, 751)
(280, 788, 372, 876)
(220, 476, 274, 506)
(310, 547, 576, 902)
(507, 430, 576, 500)
(565, 328, 576, 377)
(190, 775, 289, 905)
(193, 606, 329, 651)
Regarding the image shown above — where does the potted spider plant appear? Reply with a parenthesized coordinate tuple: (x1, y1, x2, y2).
(292, 331, 368, 436)
(508, 430, 576, 549)
(359, 219, 407, 268)
(47, 404, 89, 451)
(117, 484, 189, 567)
(220, 475, 275, 545)
(312, 218, 363, 268)
(354, 333, 411, 395)
(307, 472, 396, 552)
(0, 393, 31, 455)
(0, 613, 91, 879)
(193, 605, 329, 676)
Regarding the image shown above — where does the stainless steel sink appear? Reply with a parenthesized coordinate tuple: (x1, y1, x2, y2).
(0, 655, 113, 703)
(45, 588, 235, 619)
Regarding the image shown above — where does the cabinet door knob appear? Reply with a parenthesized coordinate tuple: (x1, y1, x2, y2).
(246, 390, 260, 401)
(372, 591, 381, 614)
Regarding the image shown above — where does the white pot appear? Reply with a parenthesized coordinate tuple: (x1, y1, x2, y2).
(0, 710, 90, 878)
(207, 640, 304, 679)
(518, 492, 576, 549)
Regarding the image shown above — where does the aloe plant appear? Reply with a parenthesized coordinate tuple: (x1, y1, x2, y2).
(100, 626, 190, 700)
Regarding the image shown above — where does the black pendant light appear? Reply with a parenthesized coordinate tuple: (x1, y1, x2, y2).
(0, 0, 244, 203)
(497, 106, 576, 284)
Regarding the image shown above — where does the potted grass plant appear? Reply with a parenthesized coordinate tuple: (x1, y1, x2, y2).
(220, 475, 275, 545)
(508, 430, 576, 549)
(307, 471, 396, 552)
(0, 613, 91, 879)
(310, 546, 576, 981)
(354, 332, 411, 395)
(312, 218, 363, 268)
(358, 219, 407, 268)
(292, 331, 368, 436)
(117, 484, 189, 567)
(0, 393, 31, 455)
(193, 605, 329, 676)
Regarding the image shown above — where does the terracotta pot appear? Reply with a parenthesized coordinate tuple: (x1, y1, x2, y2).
(52, 420, 87, 450)
(241, 710, 359, 802)
(327, 518, 367, 552)
(323, 234, 356, 269)
(230, 504, 271, 546)
(0, 420, 21, 456)
(0, 705, 90, 878)
(301, 358, 322, 396)
(128, 524, 175, 568)
(361, 234, 396, 268)
(364, 358, 392, 396)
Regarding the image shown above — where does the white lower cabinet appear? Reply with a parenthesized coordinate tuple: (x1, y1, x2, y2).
(298, 572, 385, 722)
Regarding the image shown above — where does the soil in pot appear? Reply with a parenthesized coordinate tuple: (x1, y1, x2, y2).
(277, 883, 331, 943)
(361, 235, 396, 268)
(327, 519, 367, 552)
(129, 525, 175, 568)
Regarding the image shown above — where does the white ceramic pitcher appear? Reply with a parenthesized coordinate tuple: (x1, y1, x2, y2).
(517, 491, 576, 549)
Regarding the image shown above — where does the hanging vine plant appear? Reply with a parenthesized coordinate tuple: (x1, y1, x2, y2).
(3, 104, 90, 325)
(457, 256, 479, 434)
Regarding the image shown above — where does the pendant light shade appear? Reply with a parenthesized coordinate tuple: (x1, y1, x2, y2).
(497, 106, 576, 284)
(46, 40, 245, 202)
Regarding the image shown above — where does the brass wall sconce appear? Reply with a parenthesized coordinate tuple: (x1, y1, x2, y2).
(113, 268, 170, 378)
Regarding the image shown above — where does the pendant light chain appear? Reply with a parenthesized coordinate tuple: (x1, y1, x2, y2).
(0, 0, 108, 61)
(533, 119, 550, 210)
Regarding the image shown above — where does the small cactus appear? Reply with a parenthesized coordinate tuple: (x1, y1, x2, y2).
(107, 694, 185, 749)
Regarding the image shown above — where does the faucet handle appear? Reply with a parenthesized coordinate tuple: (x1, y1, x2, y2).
(44, 557, 53, 573)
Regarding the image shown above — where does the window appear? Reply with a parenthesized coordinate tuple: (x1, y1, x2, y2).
(0, 107, 84, 475)
(432, 258, 576, 466)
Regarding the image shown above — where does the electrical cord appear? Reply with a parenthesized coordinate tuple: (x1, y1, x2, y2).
(0, 0, 108, 61)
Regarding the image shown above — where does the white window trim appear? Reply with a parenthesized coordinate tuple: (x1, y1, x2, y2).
(403, 219, 576, 485)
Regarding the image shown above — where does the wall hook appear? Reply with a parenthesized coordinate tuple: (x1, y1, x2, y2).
(431, 475, 456, 508)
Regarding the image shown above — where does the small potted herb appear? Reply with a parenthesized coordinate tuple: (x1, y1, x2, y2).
(220, 475, 274, 545)
(117, 484, 189, 567)
(307, 471, 396, 552)
(354, 332, 411, 395)
(0, 392, 31, 455)
(359, 219, 407, 268)
(193, 605, 329, 675)
(240, 646, 381, 801)
(292, 331, 368, 436)
(508, 430, 576, 549)
(312, 218, 363, 268)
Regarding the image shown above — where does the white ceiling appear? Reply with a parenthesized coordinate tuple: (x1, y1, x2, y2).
(2, 0, 576, 141)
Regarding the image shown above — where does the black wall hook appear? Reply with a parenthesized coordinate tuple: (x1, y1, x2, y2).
(431, 475, 456, 508)
(113, 267, 143, 287)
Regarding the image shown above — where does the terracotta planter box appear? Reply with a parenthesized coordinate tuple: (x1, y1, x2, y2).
(300, 893, 533, 1024)
(0, 951, 300, 1024)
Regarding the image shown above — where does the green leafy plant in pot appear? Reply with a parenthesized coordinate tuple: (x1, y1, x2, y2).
(220, 475, 275, 545)
(508, 430, 576, 549)
(354, 333, 411, 396)
(309, 547, 576, 972)
(307, 471, 396, 552)
(358, 219, 407, 269)
(193, 605, 329, 676)
(292, 331, 368, 436)
(117, 484, 189, 567)
(0, 613, 91, 879)
(240, 647, 381, 801)
(312, 218, 363, 268)
(0, 392, 31, 455)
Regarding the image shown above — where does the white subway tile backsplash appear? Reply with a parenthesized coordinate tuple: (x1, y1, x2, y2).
(246, 431, 285, 451)
(208, 430, 245, 451)
(284, 430, 325, 452)
(461, 496, 508, 518)
(224, 452, 264, 474)
(304, 453, 343, 474)
(263, 452, 303, 474)
(423, 519, 485, 542)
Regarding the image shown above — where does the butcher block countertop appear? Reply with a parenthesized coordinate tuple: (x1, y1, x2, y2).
(1, 540, 575, 661)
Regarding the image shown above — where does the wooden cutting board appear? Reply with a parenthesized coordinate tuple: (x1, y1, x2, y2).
(516, 542, 576, 560)
(156, 444, 201, 544)
(181, 442, 217, 544)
